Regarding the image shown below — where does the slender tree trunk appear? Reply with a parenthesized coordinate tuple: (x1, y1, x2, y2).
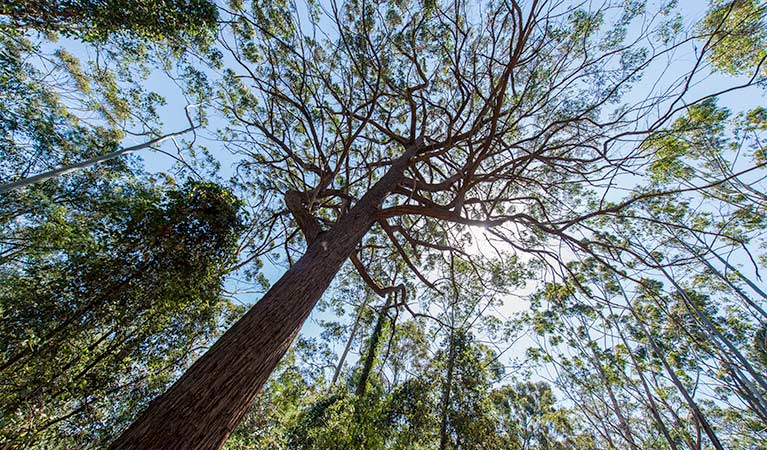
(632, 311, 725, 450)
(670, 230, 767, 320)
(331, 294, 370, 388)
(655, 265, 767, 402)
(0, 126, 194, 195)
(607, 303, 680, 450)
(438, 328, 456, 450)
(583, 343, 641, 450)
(355, 296, 390, 397)
(688, 231, 767, 303)
(109, 148, 415, 450)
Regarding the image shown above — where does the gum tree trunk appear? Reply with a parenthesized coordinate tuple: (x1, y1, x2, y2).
(109, 148, 415, 450)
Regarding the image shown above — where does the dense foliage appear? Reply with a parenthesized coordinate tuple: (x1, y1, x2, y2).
(1, 0, 218, 42)
(0, 3, 242, 448)
(2, 0, 767, 449)
(0, 178, 242, 448)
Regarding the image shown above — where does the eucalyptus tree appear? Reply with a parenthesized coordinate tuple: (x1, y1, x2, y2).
(525, 261, 767, 448)
(491, 382, 581, 450)
(1, 0, 218, 43)
(522, 158, 767, 450)
(0, 0, 222, 196)
(0, 178, 243, 448)
(0, 2, 244, 447)
(112, 0, 767, 448)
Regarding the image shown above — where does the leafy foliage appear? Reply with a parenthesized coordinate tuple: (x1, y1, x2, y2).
(227, 324, 580, 450)
(3, 0, 767, 448)
(1, 0, 218, 43)
(699, 0, 767, 76)
(0, 178, 242, 448)
(0, 6, 241, 446)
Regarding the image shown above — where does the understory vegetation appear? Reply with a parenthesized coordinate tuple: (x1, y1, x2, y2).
(1, 0, 767, 449)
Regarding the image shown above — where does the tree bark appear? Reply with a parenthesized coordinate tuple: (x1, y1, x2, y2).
(109, 147, 415, 450)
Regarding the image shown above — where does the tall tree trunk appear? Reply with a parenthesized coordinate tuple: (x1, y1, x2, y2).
(583, 343, 641, 450)
(355, 296, 390, 397)
(438, 328, 457, 450)
(655, 264, 767, 404)
(606, 303, 680, 450)
(109, 148, 415, 450)
(669, 228, 767, 320)
(632, 311, 725, 450)
(330, 294, 370, 388)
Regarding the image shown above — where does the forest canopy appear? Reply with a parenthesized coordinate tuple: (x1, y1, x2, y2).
(1, 0, 767, 449)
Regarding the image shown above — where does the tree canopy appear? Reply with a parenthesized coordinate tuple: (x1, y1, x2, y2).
(1, 0, 218, 42)
(2, 0, 767, 449)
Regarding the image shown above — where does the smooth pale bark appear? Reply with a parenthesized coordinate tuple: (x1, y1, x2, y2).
(109, 148, 415, 450)
(631, 310, 725, 450)
(0, 125, 195, 195)
(582, 339, 641, 450)
(330, 295, 368, 387)
(666, 226, 767, 320)
(655, 264, 767, 403)
(605, 304, 680, 450)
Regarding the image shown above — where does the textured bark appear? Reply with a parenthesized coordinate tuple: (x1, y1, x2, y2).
(109, 148, 415, 450)
(284, 190, 323, 242)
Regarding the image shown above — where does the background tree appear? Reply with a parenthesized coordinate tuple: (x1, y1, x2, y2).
(0, 2, 244, 447)
(0, 177, 243, 448)
(225, 285, 579, 450)
(1, 0, 218, 44)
